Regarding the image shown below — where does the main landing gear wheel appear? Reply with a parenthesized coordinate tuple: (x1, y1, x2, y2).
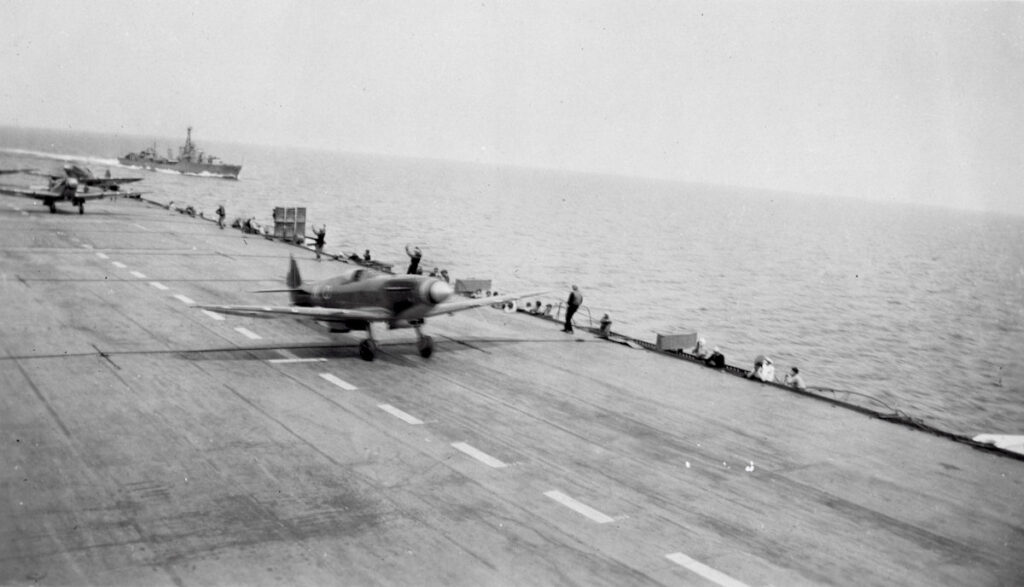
(48, 202, 56, 213)
(359, 339, 377, 361)
(417, 335, 434, 358)
(78, 203, 84, 214)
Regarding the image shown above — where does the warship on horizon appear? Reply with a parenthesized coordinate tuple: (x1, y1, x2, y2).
(119, 126, 241, 179)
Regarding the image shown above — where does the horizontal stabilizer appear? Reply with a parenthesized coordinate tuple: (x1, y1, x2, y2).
(252, 288, 310, 294)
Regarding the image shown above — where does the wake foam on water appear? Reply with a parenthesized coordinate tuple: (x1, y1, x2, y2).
(0, 148, 120, 168)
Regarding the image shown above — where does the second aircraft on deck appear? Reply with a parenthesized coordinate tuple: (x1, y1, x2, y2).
(0, 164, 143, 214)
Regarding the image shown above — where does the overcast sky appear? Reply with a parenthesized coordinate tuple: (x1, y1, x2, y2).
(2, 1, 1022, 215)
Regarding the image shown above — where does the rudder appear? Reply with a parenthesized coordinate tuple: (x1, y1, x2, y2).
(286, 256, 310, 306)
(287, 255, 302, 288)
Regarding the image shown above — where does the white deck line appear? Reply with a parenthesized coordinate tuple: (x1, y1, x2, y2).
(112, 261, 127, 269)
(377, 404, 423, 425)
(133, 224, 148, 231)
(130, 271, 147, 279)
(234, 327, 262, 340)
(201, 310, 225, 321)
(451, 442, 508, 468)
(665, 553, 751, 587)
(319, 373, 357, 390)
(80, 244, 93, 249)
(268, 357, 328, 364)
(173, 294, 196, 305)
(543, 490, 614, 524)
(149, 282, 169, 291)
(96, 252, 109, 259)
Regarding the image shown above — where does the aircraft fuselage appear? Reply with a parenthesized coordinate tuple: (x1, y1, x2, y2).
(302, 273, 453, 323)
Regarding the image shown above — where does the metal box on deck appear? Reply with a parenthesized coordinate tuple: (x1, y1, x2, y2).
(656, 332, 698, 352)
(273, 207, 307, 244)
(454, 279, 492, 295)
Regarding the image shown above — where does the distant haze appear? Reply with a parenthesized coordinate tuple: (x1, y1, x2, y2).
(2, 1, 1022, 215)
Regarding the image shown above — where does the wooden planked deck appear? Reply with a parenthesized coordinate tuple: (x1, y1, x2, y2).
(1, 195, 1021, 586)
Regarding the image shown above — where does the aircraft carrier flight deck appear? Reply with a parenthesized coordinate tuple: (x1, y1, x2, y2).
(1, 195, 1021, 586)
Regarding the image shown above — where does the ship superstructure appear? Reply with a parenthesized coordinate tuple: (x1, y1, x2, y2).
(119, 127, 241, 179)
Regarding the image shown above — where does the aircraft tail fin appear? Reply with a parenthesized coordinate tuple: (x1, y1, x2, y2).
(285, 256, 313, 306)
(287, 256, 302, 288)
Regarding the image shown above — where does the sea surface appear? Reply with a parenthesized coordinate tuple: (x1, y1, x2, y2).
(2, 125, 1022, 437)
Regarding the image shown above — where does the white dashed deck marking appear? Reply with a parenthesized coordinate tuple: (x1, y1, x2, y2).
(133, 224, 148, 231)
(268, 357, 327, 364)
(112, 261, 127, 269)
(149, 282, 169, 291)
(96, 252, 109, 259)
(543, 490, 614, 524)
(130, 271, 147, 279)
(377, 404, 423, 425)
(319, 373, 357, 390)
(451, 442, 508, 468)
(234, 327, 262, 340)
(665, 553, 751, 587)
(173, 294, 196, 305)
(80, 244, 93, 249)
(201, 310, 225, 321)
(269, 349, 325, 363)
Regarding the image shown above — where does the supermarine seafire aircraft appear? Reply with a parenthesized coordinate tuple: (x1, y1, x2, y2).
(0, 165, 143, 214)
(30, 164, 143, 191)
(194, 256, 546, 361)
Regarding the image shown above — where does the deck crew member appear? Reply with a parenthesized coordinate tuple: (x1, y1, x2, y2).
(748, 356, 775, 382)
(405, 244, 423, 274)
(692, 337, 708, 358)
(313, 225, 327, 261)
(562, 285, 583, 333)
(704, 347, 726, 369)
(784, 367, 807, 390)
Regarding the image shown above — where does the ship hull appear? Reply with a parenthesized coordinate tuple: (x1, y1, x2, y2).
(118, 158, 241, 179)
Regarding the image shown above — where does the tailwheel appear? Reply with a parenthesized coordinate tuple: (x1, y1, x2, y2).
(417, 335, 434, 359)
(359, 338, 377, 361)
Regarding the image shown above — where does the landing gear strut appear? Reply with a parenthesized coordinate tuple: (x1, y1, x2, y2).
(48, 202, 56, 213)
(413, 323, 434, 359)
(359, 323, 377, 361)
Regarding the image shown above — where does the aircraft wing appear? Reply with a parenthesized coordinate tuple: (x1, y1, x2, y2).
(85, 178, 143, 188)
(76, 191, 119, 201)
(0, 185, 55, 200)
(192, 304, 394, 321)
(424, 290, 551, 317)
(0, 184, 123, 201)
(21, 170, 59, 180)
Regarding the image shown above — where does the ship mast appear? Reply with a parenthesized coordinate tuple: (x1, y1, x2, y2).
(181, 126, 196, 161)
